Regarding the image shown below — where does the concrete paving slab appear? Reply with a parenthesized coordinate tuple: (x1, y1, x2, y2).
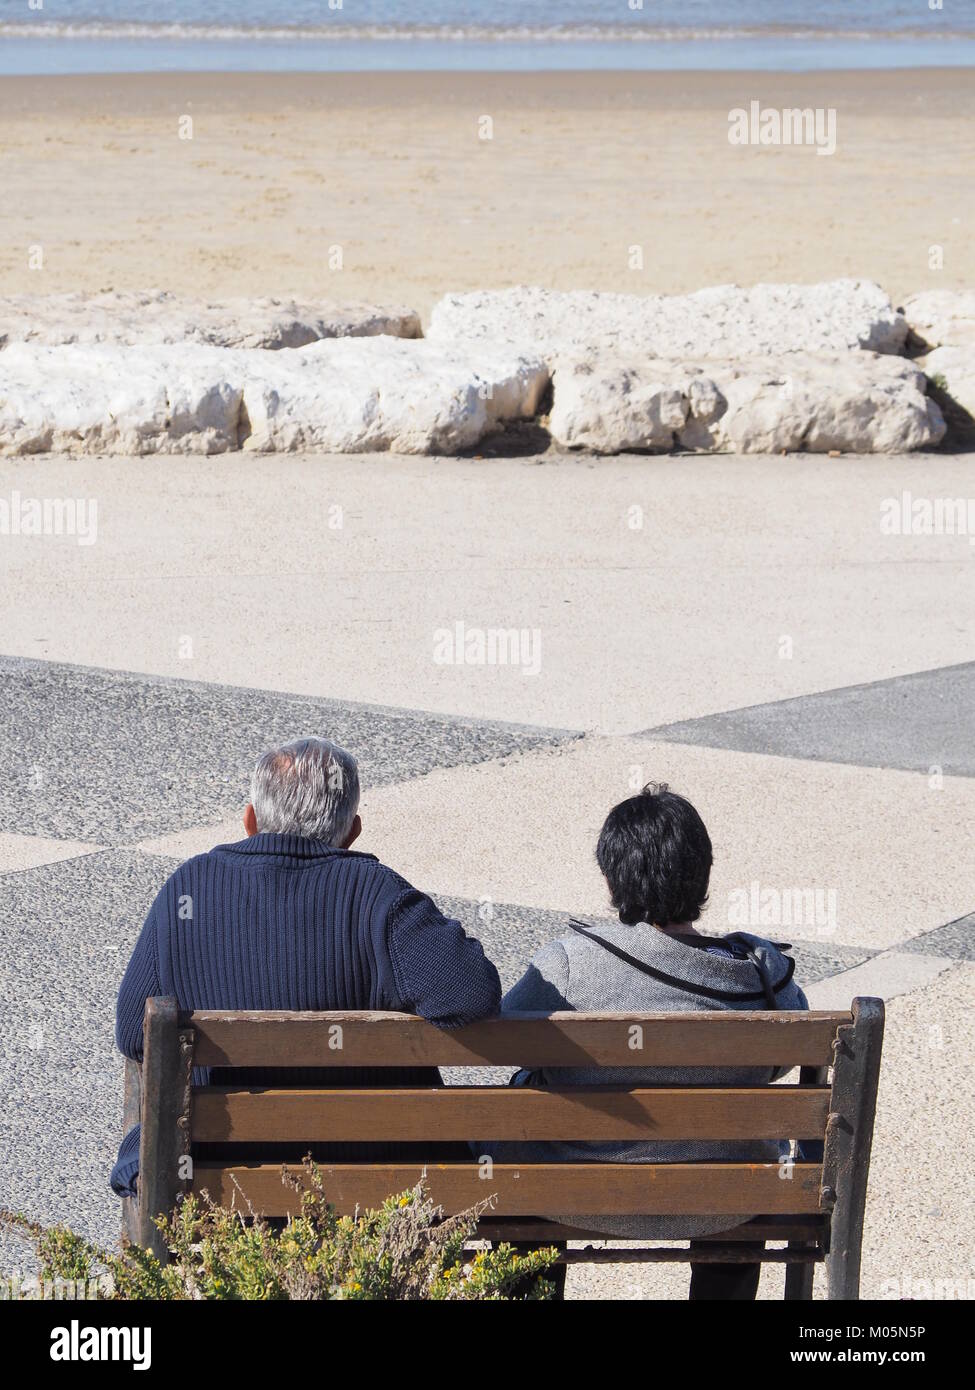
(643, 662, 975, 777)
(899, 911, 975, 962)
(0, 831, 101, 873)
(1, 452, 974, 734)
(135, 818, 242, 860)
(358, 736, 975, 952)
(858, 961, 975, 1300)
(804, 950, 956, 1010)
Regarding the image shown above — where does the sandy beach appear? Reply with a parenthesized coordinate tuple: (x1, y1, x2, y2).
(2, 68, 974, 319)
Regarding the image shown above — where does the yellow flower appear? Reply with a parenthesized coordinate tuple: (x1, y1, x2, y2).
(398, 1196, 410, 1208)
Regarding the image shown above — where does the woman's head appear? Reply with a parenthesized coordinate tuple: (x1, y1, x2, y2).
(596, 783, 712, 928)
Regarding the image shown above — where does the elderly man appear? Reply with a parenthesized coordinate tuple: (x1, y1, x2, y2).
(110, 736, 501, 1195)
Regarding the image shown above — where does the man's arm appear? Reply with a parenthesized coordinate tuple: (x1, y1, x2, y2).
(386, 887, 501, 1028)
(501, 939, 571, 1013)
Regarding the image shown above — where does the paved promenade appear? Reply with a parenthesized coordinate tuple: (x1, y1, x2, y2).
(1, 449, 972, 1299)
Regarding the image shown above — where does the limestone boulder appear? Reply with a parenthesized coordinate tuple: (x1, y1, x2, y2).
(238, 338, 548, 454)
(548, 353, 945, 455)
(0, 338, 548, 456)
(428, 281, 906, 361)
(0, 342, 241, 456)
(925, 346, 975, 420)
(0, 290, 422, 351)
(903, 291, 975, 349)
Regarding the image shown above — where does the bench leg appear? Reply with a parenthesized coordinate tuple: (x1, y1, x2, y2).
(822, 998, 885, 1301)
(137, 997, 195, 1263)
(784, 1245, 815, 1300)
(827, 1250, 858, 1300)
(689, 1240, 764, 1300)
(120, 1194, 140, 1247)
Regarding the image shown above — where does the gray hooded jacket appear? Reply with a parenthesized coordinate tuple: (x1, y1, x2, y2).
(487, 922, 809, 1239)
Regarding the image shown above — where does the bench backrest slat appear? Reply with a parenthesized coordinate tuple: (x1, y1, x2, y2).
(190, 1160, 825, 1218)
(185, 1008, 847, 1069)
(191, 1083, 832, 1143)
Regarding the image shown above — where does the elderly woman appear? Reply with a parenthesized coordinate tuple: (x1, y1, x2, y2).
(492, 782, 808, 1301)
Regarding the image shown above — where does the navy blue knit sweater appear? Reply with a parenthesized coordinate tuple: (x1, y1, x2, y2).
(111, 833, 502, 1195)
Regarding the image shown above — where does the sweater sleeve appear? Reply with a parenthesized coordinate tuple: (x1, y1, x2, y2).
(386, 888, 501, 1028)
(115, 906, 162, 1061)
(502, 939, 571, 1013)
(110, 1126, 141, 1198)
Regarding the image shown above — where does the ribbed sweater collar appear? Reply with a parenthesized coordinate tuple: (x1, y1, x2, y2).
(213, 833, 377, 863)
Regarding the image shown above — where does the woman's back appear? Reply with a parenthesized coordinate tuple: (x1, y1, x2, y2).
(498, 920, 808, 1166)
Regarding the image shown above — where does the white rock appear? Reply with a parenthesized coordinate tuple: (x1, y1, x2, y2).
(903, 291, 975, 349)
(239, 338, 548, 454)
(548, 353, 944, 455)
(0, 338, 547, 456)
(0, 290, 421, 351)
(428, 281, 906, 360)
(925, 346, 975, 420)
(0, 342, 241, 456)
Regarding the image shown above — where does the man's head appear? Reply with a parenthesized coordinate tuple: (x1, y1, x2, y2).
(596, 782, 712, 928)
(244, 737, 361, 848)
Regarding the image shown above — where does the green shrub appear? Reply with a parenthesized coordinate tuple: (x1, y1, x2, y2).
(1, 1160, 558, 1301)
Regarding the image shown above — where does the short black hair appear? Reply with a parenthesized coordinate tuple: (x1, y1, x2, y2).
(595, 782, 712, 927)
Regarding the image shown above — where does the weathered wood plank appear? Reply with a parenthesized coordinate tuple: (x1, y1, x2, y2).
(136, 999, 194, 1262)
(191, 1084, 831, 1143)
(185, 1009, 846, 1069)
(123, 1057, 142, 1134)
(191, 1161, 823, 1217)
(823, 997, 885, 1301)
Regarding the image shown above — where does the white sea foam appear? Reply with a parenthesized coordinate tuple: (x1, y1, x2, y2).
(0, 22, 968, 44)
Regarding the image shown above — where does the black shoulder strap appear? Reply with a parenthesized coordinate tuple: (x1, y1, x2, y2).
(566, 921, 795, 1007)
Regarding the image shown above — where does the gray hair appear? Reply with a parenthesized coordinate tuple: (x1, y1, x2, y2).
(249, 737, 360, 846)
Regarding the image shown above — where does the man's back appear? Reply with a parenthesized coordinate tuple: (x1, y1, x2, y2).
(111, 831, 501, 1193)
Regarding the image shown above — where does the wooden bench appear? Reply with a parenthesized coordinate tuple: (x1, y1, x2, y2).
(121, 995, 884, 1299)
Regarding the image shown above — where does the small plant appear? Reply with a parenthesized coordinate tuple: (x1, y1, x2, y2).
(0, 1160, 558, 1301)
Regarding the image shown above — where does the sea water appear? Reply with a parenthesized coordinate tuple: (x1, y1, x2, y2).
(1, 0, 974, 74)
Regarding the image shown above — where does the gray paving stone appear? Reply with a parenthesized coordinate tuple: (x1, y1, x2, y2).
(0, 849, 180, 1272)
(639, 661, 975, 776)
(0, 656, 575, 844)
(899, 911, 975, 961)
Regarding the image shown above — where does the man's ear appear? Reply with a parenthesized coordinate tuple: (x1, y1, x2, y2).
(342, 813, 362, 849)
(243, 803, 259, 837)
